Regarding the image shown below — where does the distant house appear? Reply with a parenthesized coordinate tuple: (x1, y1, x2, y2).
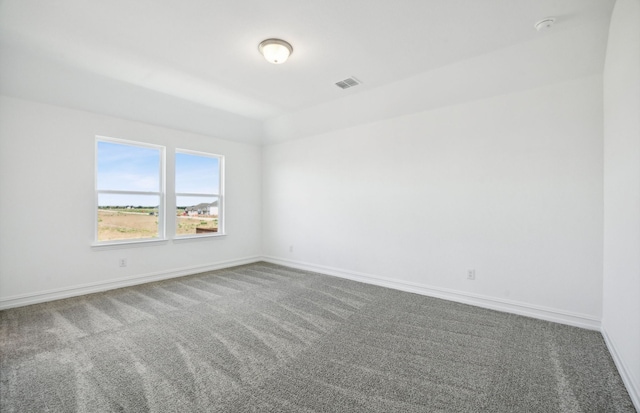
(185, 201, 218, 216)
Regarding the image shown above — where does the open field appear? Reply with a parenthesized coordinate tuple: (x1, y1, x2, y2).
(176, 215, 217, 235)
(97, 210, 218, 241)
(97, 210, 158, 241)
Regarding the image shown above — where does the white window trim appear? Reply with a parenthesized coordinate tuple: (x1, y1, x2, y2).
(175, 148, 225, 238)
(93, 136, 166, 247)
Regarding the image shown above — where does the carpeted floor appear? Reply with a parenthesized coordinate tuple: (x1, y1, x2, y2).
(0, 262, 635, 412)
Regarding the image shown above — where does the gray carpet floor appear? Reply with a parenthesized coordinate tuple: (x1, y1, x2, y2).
(0, 262, 635, 412)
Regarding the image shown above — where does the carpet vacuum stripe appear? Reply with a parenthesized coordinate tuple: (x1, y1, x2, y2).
(0, 262, 635, 412)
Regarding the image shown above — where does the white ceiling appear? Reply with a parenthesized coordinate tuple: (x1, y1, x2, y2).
(0, 0, 615, 144)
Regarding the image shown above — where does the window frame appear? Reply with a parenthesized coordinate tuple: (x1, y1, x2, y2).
(94, 136, 166, 246)
(174, 148, 225, 239)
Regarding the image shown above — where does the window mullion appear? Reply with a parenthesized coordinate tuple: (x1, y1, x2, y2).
(175, 192, 218, 197)
(98, 190, 161, 196)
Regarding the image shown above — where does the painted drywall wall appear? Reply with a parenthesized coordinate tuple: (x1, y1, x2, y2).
(0, 96, 262, 305)
(602, 0, 640, 406)
(263, 75, 603, 321)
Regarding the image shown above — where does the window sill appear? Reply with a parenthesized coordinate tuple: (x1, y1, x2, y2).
(91, 238, 169, 250)
(91, 233, 227, 250)
(173, 233, 227, 243)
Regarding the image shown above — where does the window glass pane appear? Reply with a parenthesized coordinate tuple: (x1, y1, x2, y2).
(176, 153, 219, 194)
(176, 195, 219, 235)
(97, 141, 160, 191)
(97, 194, 160, 241)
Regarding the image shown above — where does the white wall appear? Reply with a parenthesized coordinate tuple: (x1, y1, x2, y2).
(0, 96, 262, 307)
(263, 75, 604, 326)
(602, 0, 640, 407)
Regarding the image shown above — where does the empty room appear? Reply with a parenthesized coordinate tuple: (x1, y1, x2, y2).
(0, 0, 638, 411)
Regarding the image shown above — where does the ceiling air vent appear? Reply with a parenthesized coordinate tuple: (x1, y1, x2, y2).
(335, 77, 361, 89)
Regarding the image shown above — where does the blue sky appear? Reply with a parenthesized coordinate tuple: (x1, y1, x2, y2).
(97, 141, 220, 207)
(175, 152, 219, 194)
(176, 153, 220, 207)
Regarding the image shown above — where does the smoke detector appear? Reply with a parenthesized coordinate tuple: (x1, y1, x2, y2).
(535, 17, 555, 32)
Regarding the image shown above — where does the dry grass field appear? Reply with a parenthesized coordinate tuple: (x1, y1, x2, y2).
(176, 215, 217, 235)
(97, 210, 217, 241)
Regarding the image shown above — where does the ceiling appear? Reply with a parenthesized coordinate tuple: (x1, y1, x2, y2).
(0, 0, 615, 144)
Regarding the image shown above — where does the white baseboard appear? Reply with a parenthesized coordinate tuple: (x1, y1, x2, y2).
(2, 255, 602, 331)
(4, 256, 634, 408)
(0, 256, 262, 310)
(601, 327, 640, 411)
(268, 255, 638, 409)
(262, 256, 601, 331)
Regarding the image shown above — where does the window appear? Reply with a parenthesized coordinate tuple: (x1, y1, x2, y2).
(175, 150, 224, 237)
(95, 137, 165, 243)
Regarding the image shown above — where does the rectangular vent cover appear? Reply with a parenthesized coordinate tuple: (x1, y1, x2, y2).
(335, 77, 361, 89)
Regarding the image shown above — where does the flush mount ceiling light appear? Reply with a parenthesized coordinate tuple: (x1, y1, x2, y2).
(258, 38, 293, 64)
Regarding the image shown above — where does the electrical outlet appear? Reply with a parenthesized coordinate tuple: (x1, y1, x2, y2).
(467, 269, 476, 280)
(119, 258, 127, 267)
(289, 245, 293, 253)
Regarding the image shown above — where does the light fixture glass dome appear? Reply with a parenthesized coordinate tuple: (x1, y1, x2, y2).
(258, 39, 293, 64)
